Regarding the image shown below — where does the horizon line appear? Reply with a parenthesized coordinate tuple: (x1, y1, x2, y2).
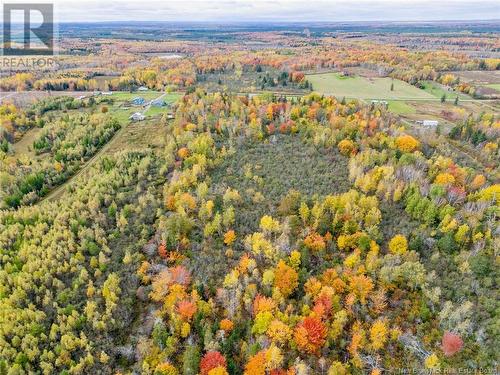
(3, 19, 500, 25)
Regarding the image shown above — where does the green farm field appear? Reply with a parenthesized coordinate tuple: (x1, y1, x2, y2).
(306, 72, 435, 100)
(109, 91, 163, 101)
(387, 100, 416, 114)
(419, 80, 470, 100)
(485, 83, 500, 91)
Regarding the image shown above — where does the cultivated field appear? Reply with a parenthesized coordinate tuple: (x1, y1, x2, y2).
(452, 70, 500, 84)
(306, 72, 435, 100)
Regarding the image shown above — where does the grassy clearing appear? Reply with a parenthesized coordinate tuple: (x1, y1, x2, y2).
(387, 100, 416, 114)
(306, 72, 434, 100)
(108, 107, 137, 122)
(11, 126, 45, 159)
(144, 106, 167, 117)
(144, 93, 180, 116)
(419, 81, 469, 100)
(110, 91, 163, 101)
(485, 83, 500, 91)
(107, 120, 168, 154)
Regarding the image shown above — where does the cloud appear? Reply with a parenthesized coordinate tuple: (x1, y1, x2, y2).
(8, 0, 500, 22)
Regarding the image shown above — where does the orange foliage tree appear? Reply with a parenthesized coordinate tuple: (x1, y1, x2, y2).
(274, 260, 298, 297)
(294, 316, 327, 355)
(200, 351, 227, 375)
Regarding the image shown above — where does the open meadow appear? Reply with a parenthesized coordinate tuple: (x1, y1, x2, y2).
(306, 72, 435, 100)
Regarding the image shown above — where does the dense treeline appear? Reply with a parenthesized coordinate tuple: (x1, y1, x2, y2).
(0, 113, 120, 208)
(0, 97, 112, 146)
(448, 113, 499, 155)
(1, 38, 498, 94)
(0, 104, 36, 144)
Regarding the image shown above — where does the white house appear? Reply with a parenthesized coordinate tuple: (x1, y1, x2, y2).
(102, 91, 113, 96)
(130, 112, 146, 121)
(371, 100, 388, 105)
(417, 120, 439, 127)
(138, 86, 149, 92)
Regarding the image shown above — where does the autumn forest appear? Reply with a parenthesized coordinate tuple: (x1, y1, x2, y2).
(0, 13, 499, 375)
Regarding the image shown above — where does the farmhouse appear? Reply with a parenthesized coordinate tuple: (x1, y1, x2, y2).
(129, 112, 146, 121)
(138, 86, 149, 91)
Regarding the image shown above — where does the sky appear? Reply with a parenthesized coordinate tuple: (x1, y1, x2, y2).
(5, 0, 500, 23)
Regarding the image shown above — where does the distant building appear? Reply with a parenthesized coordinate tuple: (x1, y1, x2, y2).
(138, 86, 149, 91)
(102, 91, 113, 96)
(417, 120, 439, 127)
(371, 100, 388, 105)
(76, 95, 87, 100)
(131, 97, 146, 106)
(130, 112, 145, 121)
(151, 99, 165, 107)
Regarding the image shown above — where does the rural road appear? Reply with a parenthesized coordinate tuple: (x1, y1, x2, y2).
(141, 92, 167, 115)
(0, 92, 18, 103)
(2, 90, 498, 103)
(40, 124, 129, 202)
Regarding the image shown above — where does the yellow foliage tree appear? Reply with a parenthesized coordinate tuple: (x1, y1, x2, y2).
(260, 215, 280, 232)
(370, 319, 388, 350)
(389, 234, 408, 255)
(395, 135, 419, 153)
(338, 139, 356, 156)
(434, 173, 455, 185)
(425, 353, 440, 369)
(267, 320, 292, 345)
(224, 230, 236, 245)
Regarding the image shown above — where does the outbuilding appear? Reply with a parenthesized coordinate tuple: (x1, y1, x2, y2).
(130, 112, 146, 121)
(131, 97, 146, 106)
(151, 99, 165, 107)
(416, 120, 439, 127)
